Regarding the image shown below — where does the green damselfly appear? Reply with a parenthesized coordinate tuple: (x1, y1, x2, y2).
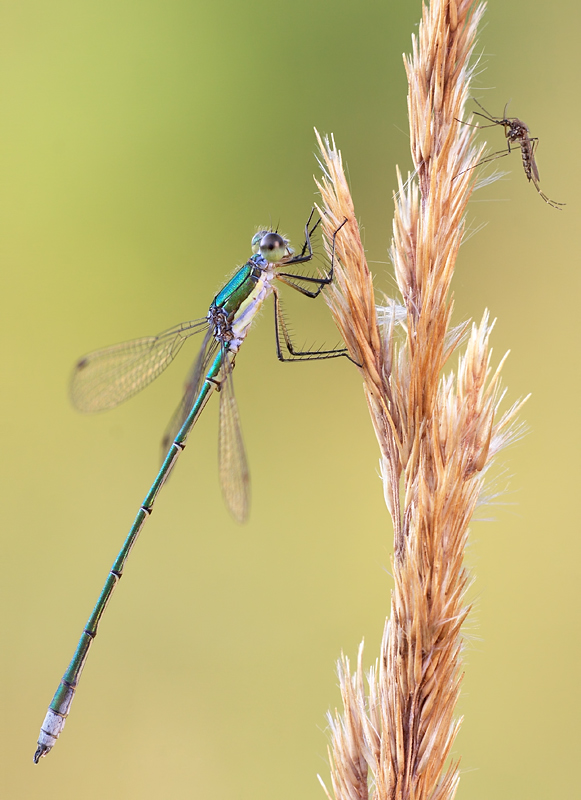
(34, 212, 350, 762)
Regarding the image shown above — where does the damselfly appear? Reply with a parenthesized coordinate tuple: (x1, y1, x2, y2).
(34, 212, 351, 763)
(456, 100, 564, 209)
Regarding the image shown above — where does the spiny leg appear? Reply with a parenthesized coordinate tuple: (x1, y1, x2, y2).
(281, 208, 322, 268)
(273, 218, 357, 364)
(278, 218, 348, 297)
(273, 287, 353, 363)
(292, 207, 322, 262)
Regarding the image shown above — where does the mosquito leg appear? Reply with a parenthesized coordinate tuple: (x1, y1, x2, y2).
(454, 117, 501, 130)
(453, 148, 510, 180)
(532, 182, 565, 209)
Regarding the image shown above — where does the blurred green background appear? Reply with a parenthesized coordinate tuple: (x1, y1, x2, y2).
(1, 1, 579, 798)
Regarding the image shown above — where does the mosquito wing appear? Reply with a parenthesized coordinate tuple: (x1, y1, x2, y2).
(160, 327, 220, 458)
(71, 318, 209, 413)
(528, 139, 541, 184)
(218, 350, 250, 523)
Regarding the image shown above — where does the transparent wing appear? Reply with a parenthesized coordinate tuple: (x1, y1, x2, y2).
(71, 318, 209, 413)
(160, 328, 221, 458)
(218, 351, 250, 523)
(529, 139, 541, 183)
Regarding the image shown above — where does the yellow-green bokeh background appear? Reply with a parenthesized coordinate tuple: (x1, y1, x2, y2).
(1, 1, 579, 798)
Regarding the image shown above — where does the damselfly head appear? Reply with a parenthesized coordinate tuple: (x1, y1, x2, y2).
(252, 231, 290, 263)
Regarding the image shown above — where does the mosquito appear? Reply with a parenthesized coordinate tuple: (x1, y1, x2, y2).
(456, 100, 564, 210)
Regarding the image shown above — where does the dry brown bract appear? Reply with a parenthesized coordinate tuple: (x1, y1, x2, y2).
(315, 2, 528, 800)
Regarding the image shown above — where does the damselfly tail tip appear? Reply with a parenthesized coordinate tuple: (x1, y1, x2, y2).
(34, 708, 66, 762)
(33, 742, 50, 763)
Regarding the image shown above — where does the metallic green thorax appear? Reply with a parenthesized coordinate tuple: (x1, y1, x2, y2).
(213, 262, 262, 316)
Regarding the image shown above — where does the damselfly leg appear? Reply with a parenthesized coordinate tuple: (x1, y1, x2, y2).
(274, 219, 356, 363)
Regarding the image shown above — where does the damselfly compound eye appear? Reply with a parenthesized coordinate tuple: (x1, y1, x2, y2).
(251, 230, 269, 254)
(259, 232, 287, 263)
